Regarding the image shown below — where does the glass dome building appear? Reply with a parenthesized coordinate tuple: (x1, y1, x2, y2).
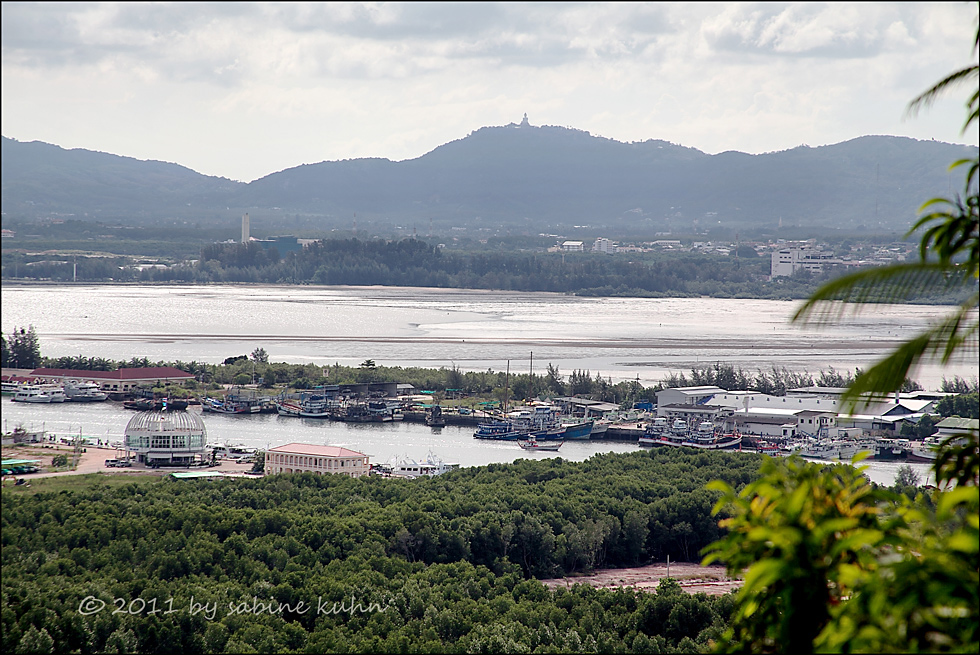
(124, 410, 208, 467)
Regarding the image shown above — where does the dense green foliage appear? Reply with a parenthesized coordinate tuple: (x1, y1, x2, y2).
(1, 325, 41, 369)
(1, 449, 761, 653)
(935, 392, 980, 419)
(704, 455, 978, 653)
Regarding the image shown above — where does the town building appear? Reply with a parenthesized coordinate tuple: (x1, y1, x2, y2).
(124, 410, 208, 466)
(265, 443, 370, 477)
(771, 247, 845, 277)
(28, 367, 195, 393)
(655, 386, 727, 408)
(592, 237, 615, 254)
(561, 240, 585, 252)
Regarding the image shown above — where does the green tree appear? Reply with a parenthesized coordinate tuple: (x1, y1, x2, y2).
(3, 325, 41, 369)
(895, 464, 922, 488)
(250, 347, 269, 363)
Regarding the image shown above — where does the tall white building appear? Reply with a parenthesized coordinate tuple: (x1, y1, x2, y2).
(771, 247, 843, 277)
(593, 237, 614, 253)
(241, 213, 250, 243)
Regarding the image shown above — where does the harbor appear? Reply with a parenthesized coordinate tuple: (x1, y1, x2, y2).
(0, 394, 939, 487)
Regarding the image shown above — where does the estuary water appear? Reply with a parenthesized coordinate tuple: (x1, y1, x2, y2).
(2, 283, 977, 389)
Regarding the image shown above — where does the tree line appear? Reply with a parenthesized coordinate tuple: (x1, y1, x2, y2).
(9, 236, 969, 303)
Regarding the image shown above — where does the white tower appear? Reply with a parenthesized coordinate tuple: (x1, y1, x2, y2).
(241, 213, 250, 243)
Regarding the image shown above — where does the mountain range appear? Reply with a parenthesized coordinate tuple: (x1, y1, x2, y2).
(2, 123, 976, 235)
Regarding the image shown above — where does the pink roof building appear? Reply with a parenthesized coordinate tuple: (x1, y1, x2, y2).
(266, 443, 370, 477)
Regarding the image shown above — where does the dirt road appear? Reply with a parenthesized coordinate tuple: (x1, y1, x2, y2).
(539, 562, 741, 596)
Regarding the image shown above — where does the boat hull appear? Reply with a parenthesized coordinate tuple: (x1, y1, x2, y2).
(638, 434, 743, 450)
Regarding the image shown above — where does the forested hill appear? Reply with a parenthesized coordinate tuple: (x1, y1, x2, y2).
(3, 128, 976, 233)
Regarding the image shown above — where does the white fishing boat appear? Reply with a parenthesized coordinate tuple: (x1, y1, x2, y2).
(518, 436, 563, 451)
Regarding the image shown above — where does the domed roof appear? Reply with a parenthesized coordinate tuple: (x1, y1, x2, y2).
(125, 409, 206, 435)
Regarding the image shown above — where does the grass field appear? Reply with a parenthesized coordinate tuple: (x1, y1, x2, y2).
(1, 471, 161, 495)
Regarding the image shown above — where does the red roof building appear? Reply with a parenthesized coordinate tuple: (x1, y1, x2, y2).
(29, 367, 194, 392)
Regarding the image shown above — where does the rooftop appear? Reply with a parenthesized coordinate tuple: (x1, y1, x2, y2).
(31, 367, 194, 381)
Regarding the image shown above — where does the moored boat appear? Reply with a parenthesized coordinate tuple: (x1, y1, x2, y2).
(518, 436, 563, 451)
(64, 379, 108, 402)
(473, 406, 592, 441)
(426, 405, 447, 427)
(276, 392, 334, 418)
(12, 385, 53, 403)
(202, 392, 264, 414)
(40, 385, 67, 403)
(390, 452, 460, 478)
(639, 418, 742, 450)
(907, 437, 941, 463)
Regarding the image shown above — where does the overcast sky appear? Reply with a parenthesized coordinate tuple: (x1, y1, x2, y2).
(2, 2, 978, 182)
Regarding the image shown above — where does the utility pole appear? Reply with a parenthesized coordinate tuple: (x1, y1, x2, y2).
(504, 360, 510, 414)
(528, 351, 533, 400)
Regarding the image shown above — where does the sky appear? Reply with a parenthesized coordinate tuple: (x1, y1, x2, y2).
(2, 2, 978, 183)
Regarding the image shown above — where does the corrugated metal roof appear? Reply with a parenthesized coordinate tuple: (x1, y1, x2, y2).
(170, 471, 226, 479)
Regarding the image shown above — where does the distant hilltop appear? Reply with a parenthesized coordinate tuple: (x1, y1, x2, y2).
(2, 127, 976, 234)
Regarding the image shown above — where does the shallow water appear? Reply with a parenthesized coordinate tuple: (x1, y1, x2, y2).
(3, 283, 976, 389)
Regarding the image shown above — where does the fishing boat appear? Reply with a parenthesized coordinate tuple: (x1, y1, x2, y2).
(907, 437, 941, 463)
(518, 436, 563, 451)
(639, 418, 741, 450)
(368, 400, 404, 422)
(638, 417, 669, 446)
(473, 406, 592, 441)
(276, 392, 333, 418)
(426, 405, 447, 427)
(201, 391, 263, 414)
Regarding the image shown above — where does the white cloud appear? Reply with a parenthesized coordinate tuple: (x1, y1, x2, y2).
(2, 2, 976, 182)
